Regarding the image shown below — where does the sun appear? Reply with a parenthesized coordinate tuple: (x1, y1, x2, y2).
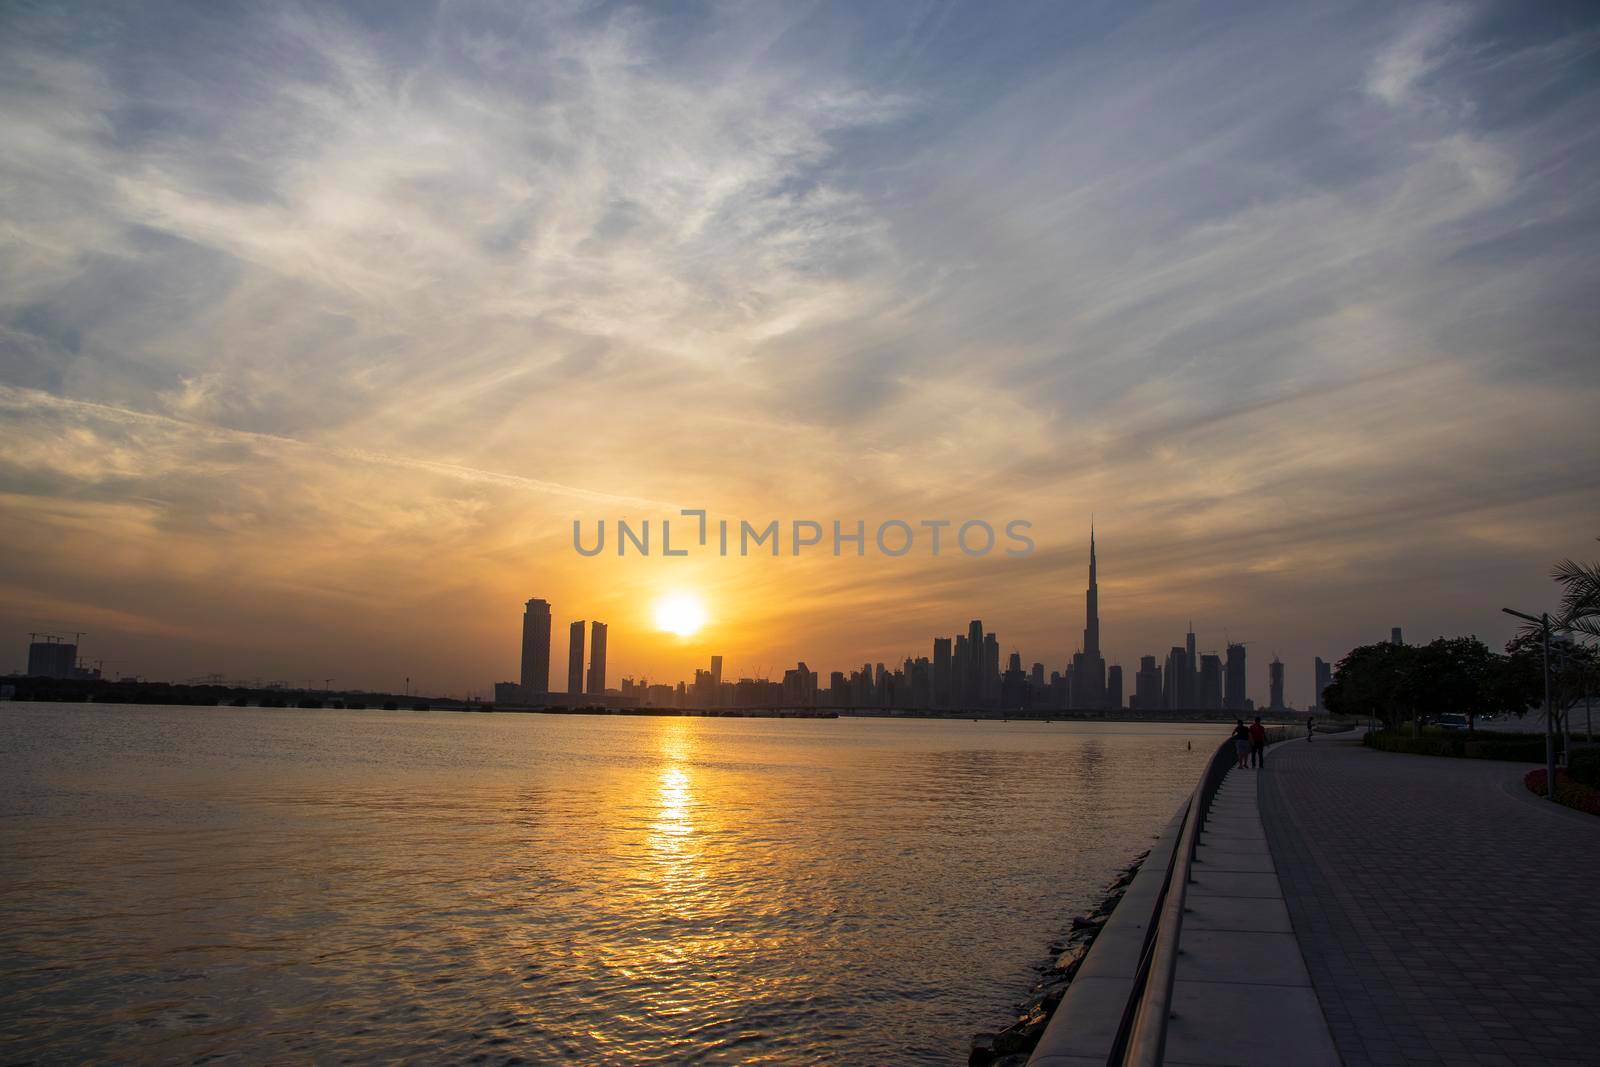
(653, 593, 708, 637)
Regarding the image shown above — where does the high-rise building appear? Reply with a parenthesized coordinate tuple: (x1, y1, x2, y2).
(1314, 657, 1332, 709)
(1073, 526, 1108, 708)
(910, 656, 932, 709)
(1134, 655, 1162, 711)
(932, 637, 952, 708)
(1391, 627, 1404, 646)
(1269, 656, 1285, 710)
(1199, 654, 1223, 710)
(1084, 525, 1100, 658)
(521, 598, 552, 695)
(1107, 664, 1124, 709)
(982, 632, 1000, 707)
(567, 620, 586, 697)
(26, 637, 78, 679)
(1186, 622, 1198, 702)
(587, 621, 607, 695)
(1224, 643, 1248, 711)
(966, 620, 984, 707)
(1001, 652, 1027, 710)
(1163, 646, 1189, 708)
(782, 662, 817, 705)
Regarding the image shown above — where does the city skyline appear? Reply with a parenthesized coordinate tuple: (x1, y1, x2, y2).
(2, 3, 1597, 709)
(1, 522, 1576, 710)
(497, 532, 1338, 712)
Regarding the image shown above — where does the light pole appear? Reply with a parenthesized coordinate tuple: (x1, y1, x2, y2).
(1504, 608, 1555, 802)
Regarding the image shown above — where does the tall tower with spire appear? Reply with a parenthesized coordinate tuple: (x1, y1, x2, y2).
(1070, 524, 1109, 709)
(1084, 523, 1100, 657)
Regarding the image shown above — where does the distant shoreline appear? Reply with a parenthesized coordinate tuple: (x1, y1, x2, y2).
(3, 681, 1326, 727)
(491, 705, 1312, 725)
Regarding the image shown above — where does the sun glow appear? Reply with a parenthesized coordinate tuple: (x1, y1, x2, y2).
(653, 593, 708, 637)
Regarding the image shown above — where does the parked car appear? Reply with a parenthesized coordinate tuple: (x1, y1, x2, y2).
(1436, 713, 1469, 732)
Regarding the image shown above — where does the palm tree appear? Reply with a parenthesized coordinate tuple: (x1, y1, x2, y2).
(1553, 538, 1600, 639)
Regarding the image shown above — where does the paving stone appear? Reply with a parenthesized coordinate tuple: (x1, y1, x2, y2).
(1260, 736, 1600, 1067)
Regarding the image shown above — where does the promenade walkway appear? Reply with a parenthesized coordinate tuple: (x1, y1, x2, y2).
(1261, 735, 1600, 1067)
(1164, 764, 1340, 1067)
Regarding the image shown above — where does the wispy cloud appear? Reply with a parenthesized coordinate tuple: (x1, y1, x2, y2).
(1, 1, 1597, 702)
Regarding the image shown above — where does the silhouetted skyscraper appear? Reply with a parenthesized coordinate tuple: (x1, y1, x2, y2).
(1186, 622, 1198, 701)
(1269, 656, 1285, 711)
(1084, 525, 1101, 658)
(966, 620, 986, 707)
(1001, 651, 1027, 710)
(567, 619, 585, 697)
(1314, 656, 1332, 709)
(710, 655, 723, 706)
(1199, 654, 1222, 710)
(1391, 627, 1404, 646)
(1072, 527, 1108, 708)
(933, 637, 952, 708)
(1107, 664, 1124, 709)
(521, 598, 551, 695)
(1224, 642, 1248, 711)
(982, 632, 1000, 707)
(952, 634, 970, 708)
(26, 637, 77, 679)
(587, 621, 607, 695)
(1164, 646, 1189, 709)
(1135, 655, 1162, 710)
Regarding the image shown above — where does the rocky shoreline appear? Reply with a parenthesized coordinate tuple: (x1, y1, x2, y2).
(967, 850, 1149, 1066)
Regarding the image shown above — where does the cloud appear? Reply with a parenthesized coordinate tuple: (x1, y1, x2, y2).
(1367, 4, 1476, 109)
(0, 1, 1597, 705)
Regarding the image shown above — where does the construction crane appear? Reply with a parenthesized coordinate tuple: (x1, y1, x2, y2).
(28, 631, 85, 644)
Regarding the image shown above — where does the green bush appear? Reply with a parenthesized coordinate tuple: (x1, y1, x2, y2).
(1363, 731, 1550, 762)
(1569, 748, 1600, 788)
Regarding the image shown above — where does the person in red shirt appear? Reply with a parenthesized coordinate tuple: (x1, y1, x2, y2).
(1248, 716, 1267, 768)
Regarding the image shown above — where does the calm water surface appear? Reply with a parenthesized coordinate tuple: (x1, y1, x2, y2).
(0, 703, 1218, 1064)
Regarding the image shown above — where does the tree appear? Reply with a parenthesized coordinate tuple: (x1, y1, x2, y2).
(1495, 633, 1543, 720)
(1502, 632, 1598, 735)
(1553, 538, 1600, 640)
(1414, 636, 1501, 731)
(1323, 642, 1420, 730)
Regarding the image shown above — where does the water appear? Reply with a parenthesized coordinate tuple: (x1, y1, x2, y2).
(0, 703, 1216, 1064)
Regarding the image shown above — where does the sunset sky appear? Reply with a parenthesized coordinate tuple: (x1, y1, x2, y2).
(3, 1, 1598, 706)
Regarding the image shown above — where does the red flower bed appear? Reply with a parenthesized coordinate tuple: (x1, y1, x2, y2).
(1525, 768, 1600, 816)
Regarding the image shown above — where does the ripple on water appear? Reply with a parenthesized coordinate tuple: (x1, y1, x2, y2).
(0, 704, 1219, 1064)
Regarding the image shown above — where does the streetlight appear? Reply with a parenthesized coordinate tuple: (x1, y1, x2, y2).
(1503, 608, 1555, 803)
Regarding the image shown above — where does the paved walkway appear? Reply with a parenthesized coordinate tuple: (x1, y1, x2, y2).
(1260, 735, 1600, 1067)
(1164, 765, 1340, 1066)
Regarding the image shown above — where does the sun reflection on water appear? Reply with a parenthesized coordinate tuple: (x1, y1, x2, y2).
(654, 766, 693, 838)
(646, 722, 706, 912)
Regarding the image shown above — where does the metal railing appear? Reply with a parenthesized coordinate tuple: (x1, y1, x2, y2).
(1107, 737, 1239, 1066)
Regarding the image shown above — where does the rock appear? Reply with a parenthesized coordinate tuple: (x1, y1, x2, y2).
(1014, 980, 1068, 1017)
(1070, 914, 1104, 931)
(1093, 891, 1124, 917)
(1055, 941, 1090, 975)
(993, 1014, 1048, 1056)
(968, 1032, 998, 1066)
(994, 1056, 1032, 1067)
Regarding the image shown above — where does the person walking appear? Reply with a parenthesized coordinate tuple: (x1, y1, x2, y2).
(1306, 713, 1315, 742)
(1248, 716, 1267, 768)
(1231, 719, 1251, 769)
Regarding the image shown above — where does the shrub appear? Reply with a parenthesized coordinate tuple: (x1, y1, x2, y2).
(1363, 731, 1549, 762)
(1568, 748, 1600, 789)
(1525, 768, 1600, 816)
